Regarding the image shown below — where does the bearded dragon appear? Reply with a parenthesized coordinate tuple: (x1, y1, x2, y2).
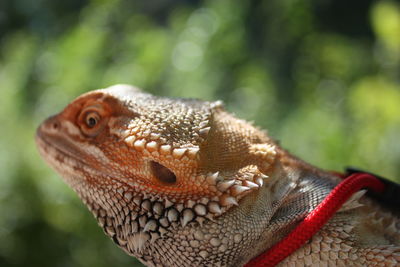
(36, 84, 400, 266)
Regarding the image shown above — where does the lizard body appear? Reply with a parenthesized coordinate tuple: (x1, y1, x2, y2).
(36, 84, 400, 266)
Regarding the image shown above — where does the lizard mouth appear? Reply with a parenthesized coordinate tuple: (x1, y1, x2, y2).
(35, 125, 104, 180)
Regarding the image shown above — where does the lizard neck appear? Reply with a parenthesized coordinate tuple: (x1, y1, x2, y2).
(233, 152, 340, 265)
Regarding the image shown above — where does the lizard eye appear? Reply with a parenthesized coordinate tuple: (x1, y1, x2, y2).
(78, 107, 106, 137)
(85, 112, 100, 128)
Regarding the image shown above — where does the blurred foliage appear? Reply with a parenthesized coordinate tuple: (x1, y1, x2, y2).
(0, 0, 399, 266)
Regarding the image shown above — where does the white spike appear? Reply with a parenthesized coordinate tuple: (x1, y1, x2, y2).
(181, 209, 195, 227)
(199, 121, 209, 128)
(124, 135, 136, 145)
(172, 148, 187, 159)
(167, 208, 179, 222)
(133, 139, 146, 150)
(176, 203, 184, 212)
(150, 133, 161, 140)
(217, 180, 236, 192)
(146, 141, 158, 152)
(194, 204, 207, 216)
(131, 127, 139, 134)
(243, 180, 259, 189)
(230, 185, 251, 196)
(160, 144, 172, 155)
(187, 147, 200, 159)
(141, 199, 151, 211)
(152, 202, 164, 216)
(206, 172, 220, 185)
(220, 195, 238, 206)
(255, 177, 264, 187)
(208, 202, 222, 215)
(164, 198, 174, 208)
(199, 127, 211, 137)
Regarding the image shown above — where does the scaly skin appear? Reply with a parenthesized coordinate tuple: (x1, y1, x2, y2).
(36, 84, 400, 266)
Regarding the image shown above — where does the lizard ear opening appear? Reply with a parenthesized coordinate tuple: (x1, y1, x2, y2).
(150, 161, 177, 184)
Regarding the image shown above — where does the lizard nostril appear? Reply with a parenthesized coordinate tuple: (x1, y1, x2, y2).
(52, 121, 59, 130)
(43, 116, 61, 133)
(150, 161, 177, 184)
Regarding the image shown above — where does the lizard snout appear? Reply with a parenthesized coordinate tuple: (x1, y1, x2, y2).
(37, 115, 61, 136)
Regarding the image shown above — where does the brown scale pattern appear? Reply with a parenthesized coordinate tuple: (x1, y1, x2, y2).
(36, 85, 400, 267)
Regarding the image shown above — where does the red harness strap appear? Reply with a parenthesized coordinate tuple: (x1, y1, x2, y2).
(245, 173, 385, 267)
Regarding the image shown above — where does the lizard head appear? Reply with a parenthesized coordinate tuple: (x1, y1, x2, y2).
(36, 84, 277, 258)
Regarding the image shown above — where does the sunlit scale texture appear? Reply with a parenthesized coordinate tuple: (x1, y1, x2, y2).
(35, 85, 400, 266)
(1, 0, 400, 266)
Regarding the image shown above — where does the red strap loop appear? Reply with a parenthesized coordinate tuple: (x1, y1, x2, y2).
(245, 173, 385, 267)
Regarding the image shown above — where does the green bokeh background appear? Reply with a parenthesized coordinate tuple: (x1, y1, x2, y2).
(1, 0, 399, 266)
